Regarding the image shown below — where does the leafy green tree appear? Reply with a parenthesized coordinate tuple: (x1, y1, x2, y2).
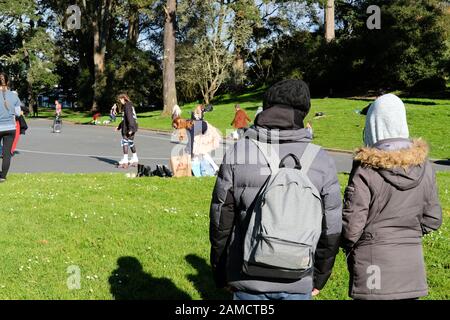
(0, 0, 59, 113)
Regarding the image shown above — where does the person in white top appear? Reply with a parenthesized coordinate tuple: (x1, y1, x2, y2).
(172, 104, 182, 120)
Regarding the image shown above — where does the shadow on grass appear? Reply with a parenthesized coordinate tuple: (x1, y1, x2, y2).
(349, 97, 445, 107)
(435, 159, 450, 166)
(135, 113, 163, 119)
(185, 254, 231, 300)
(244, 105, 263, 112)
(109, 256, 192, 300)
(401, 100, 438, 106)
(215, 90, 265, 106)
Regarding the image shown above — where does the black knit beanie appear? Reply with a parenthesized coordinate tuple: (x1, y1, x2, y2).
(263, 79, 311, 117)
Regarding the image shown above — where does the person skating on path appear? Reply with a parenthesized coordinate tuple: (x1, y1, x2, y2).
(0, 72, 22, 183)
(210, 79, 342, 300)
(116, 94, 139, 168)
(342, 94, 442, 300)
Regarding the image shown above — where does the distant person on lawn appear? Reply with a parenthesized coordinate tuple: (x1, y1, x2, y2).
(0, 72, 22, 183)
(231, 104, 251, 138)
(342, 94, 442, 300)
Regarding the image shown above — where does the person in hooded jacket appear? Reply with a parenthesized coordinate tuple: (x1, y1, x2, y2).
(210, 80, 342, 300)
(342, 94, 442, 300)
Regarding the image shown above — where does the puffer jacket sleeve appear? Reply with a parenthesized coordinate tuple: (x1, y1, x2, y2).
(210, 160, 235, 288)
(341, 162, 371, 251)
(313, 151, 343, 290)
(422, 163, 442, 234)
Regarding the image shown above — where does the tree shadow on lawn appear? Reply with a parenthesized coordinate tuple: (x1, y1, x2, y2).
(215, 90, 265, 106)
(435, 159, 450, 166)
(243, 105, 263, 112)
(349, 97, 442, 106)
(135, 113, 163, 119)
(185, 254, 232, 300)
(109, 256, 192, 300)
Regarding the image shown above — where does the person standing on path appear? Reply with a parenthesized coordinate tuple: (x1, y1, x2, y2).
(0, 72, 22, 183)
(33, 102, 38, 118)
(110, 103, 118, 122)
(116, 94, 139, 168)
(55, 100, 62, 117)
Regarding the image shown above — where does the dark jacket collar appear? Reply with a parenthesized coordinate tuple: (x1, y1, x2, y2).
(244, 126, 312, 144)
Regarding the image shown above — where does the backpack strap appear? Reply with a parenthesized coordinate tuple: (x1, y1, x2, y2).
(300, 143, 321, 173)
(251, 139, 281, 176)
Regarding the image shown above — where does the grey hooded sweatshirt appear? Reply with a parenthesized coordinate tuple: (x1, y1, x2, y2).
(210, 127, 342, 294)
(342, 138, 442, 300)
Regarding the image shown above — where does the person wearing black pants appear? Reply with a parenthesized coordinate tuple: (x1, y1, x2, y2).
(116, 93, 139, 168)
(0, 131, 15, 181)
(0, 72, 22, 183)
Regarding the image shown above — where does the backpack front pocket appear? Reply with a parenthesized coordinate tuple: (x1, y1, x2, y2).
(251, 236, 313, 270)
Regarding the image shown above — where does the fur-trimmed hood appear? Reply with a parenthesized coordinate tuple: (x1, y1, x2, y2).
(355, 139, 428, 169)
(354, 139, 429, 190)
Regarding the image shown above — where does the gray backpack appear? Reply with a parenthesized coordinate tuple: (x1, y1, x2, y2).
(243, 140, 323, 280)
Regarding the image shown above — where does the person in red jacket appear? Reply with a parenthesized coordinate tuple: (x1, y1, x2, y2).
(231, 104, 251, 139)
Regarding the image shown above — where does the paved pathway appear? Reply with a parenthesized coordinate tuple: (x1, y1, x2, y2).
(9, 119, 449, 174)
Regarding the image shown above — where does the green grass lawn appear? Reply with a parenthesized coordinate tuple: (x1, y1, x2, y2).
(38, 91, 450, 159)
(0, 172, 448, 300)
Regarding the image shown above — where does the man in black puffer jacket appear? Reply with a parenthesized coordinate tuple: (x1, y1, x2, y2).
(209, 80, 342, 300)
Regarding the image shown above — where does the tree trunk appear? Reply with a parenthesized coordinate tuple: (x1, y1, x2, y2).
(233, 47, 245, 89)
(127, 6, 139, 48)
(92, 20, 104, 113)
(325, 0, 335, 42)
(91, 0, 113, 113)
(27, 82, 36, 116)
(232, 5, 245, 89)
(162, 0, 178, 116)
